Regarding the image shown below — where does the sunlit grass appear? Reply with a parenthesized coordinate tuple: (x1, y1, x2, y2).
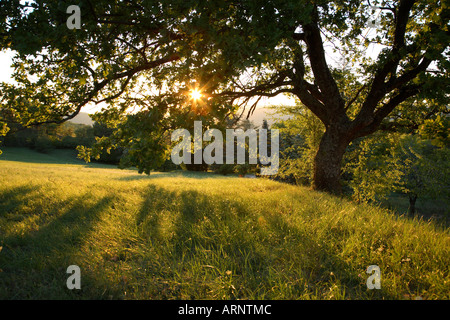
(0, 148, 448, 299)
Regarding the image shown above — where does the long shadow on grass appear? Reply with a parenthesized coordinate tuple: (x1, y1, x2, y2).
(135, 184, 395, 299)
(117, 170, 232, 181)
(0, 185, 40, 217)
(0, 190, 115, 299)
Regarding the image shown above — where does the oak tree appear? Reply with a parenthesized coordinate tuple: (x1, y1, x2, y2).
(1, 0, 448, 193)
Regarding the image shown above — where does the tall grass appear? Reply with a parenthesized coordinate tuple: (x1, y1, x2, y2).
(0, 148, 448, 299)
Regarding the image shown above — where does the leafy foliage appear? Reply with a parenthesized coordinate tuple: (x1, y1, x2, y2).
(393, 135, 450, 201)
(270, 102, 449, 210)
(0, 0, 448, 192)
(271, 103, 324, 185)
(344, 132, 450, 208)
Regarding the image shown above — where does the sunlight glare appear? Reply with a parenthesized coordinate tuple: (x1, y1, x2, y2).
(190, 89, 202, 101)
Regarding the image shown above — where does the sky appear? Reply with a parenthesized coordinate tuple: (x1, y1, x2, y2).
(0, 50, 14, 84)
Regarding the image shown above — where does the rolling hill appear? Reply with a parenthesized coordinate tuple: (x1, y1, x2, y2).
(0, 148, 448, 299)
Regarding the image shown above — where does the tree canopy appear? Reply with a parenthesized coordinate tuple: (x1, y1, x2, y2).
(1, 0, 448, 192)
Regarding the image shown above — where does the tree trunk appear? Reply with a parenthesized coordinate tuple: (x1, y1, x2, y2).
(408, 194, 417, 215)
(313, 128, 350, 195)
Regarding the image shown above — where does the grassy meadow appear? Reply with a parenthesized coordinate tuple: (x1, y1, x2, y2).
(0, 147, 448, 300)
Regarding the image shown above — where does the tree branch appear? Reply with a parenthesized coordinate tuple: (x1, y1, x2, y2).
(292, 86, 329, 125)
(302, 8, 344, 110)
(345, 84, 367, 110)
(387, 55, 432, 91)
(292, 32, 305, 41)
(354, 0, 418, 133)
(366, 0, 416, 105)
(356, 86, 420, 137)
(23, 53, 181, 127)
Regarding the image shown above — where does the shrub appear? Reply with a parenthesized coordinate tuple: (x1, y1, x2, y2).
(34, 136, 54, 153)
(158, 159, 180, 172)
(215, 164, 235, 175)
(235, 163, 250, 176)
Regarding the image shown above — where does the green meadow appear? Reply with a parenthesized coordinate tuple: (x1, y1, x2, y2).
(0, 148, 448, 299)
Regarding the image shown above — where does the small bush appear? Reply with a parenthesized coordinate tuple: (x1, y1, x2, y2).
(34, 136, 54, 153)
(158, 159, 180, 172)
(215, 164, 235, 175)
(235, 163, 250, 175)
(59, 136, 79, 149)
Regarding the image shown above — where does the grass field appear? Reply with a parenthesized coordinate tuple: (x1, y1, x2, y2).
(0, 147, 449, 299)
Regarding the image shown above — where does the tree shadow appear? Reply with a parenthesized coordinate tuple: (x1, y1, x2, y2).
(0, 148, 84, 165)
(0, 189, 115, 299)
(0, 185, 40, 217)
(134, 184, 396, 299)
(0, 181, 397, 299)
(116, 170, 232, 181)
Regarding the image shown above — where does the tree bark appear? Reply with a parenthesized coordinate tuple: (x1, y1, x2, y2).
(408, 194, 418, 215)
(313, 126, 350, 195)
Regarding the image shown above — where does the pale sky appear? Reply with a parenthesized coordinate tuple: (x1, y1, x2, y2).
(0, 50, 14, 84)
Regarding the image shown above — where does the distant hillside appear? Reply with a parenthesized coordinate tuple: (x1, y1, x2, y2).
(248, 106, 292, 127)
(68, 112, 94, 126)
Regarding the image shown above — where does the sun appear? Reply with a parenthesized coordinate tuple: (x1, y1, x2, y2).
(190, 88, 203, 101)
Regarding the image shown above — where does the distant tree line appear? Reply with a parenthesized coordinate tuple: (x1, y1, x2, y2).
(1, 121, 122, 164)
(1, 117, 268, 175)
